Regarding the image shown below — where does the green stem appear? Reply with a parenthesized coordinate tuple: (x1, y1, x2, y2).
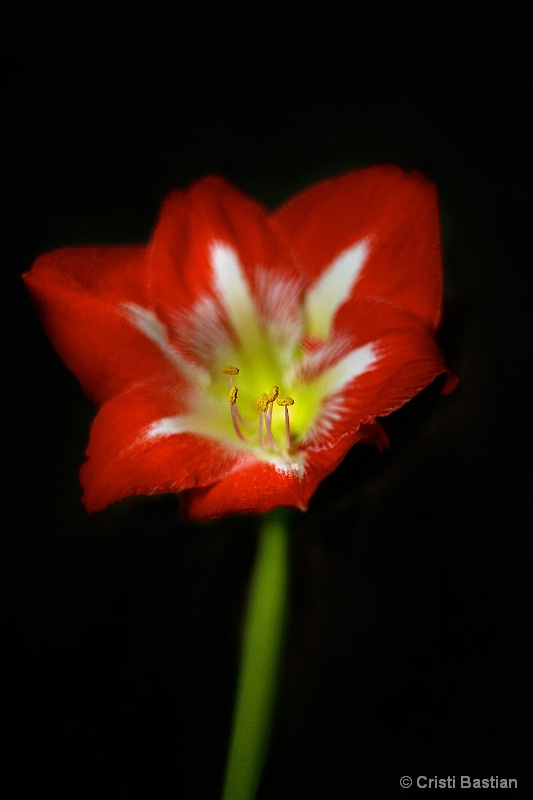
(221, 508, 291, 800)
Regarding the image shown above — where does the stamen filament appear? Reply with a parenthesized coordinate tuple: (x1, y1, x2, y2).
(231, 405, 247, 441)
(284, 406, 291, 450)
(235, 404, 252, 428)
(277, 396, 294, 451)
(229, 386, 247, 441)
(256, 390, 281, 451)
(265, 405, 279, 451)
(265, 386, 280, 448)
(256, 394, 268, 449)
(258, 412, 264, 449)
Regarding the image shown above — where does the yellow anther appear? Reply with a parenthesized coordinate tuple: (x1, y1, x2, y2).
(267, 385, 279, 403)
(229, 387, 238, 405)
(276, 396, 294, 407)
(222, 365, 240, 375)
(256, 393, 269, 413)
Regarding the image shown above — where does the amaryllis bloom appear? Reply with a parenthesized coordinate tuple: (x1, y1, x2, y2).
(24, 167, 456, 519)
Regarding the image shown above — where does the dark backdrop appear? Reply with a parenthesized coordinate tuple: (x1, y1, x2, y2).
(4, 8, 532, 798)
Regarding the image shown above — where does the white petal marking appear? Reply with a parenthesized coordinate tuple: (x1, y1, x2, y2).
(320, 341, 377, 394)
(305, 238, 371, 339)
(289, 334, 353, 384)
(210, 242, 262, 344)
(254, 267, 304, 357)
(121, 302, 210, 386)
(302, 342, 379, 448)
(143, 415, 192, 440)
(170, 295, 232, 367)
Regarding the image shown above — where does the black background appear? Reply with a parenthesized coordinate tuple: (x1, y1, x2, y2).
(4, 7, 532, 798)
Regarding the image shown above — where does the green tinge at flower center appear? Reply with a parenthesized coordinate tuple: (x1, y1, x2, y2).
(202, 336, 321, 458)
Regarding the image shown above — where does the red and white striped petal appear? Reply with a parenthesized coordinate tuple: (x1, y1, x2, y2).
(296, 299, 455, 451)
(81, 381, 253, 512)
(23, 247, 184, 405)
(148, 177, 304, 365)
(272, 166, 443, 331)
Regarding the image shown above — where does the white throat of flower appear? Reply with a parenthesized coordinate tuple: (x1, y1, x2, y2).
(122, 239, 378, 476)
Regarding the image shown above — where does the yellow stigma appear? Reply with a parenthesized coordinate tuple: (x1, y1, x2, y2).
(267, 385, 279, 403)
(229, 387, 238, 405)
(222, 365, 240, 375)
(256, 393, 269, 413)
(277, 396, 294, 406)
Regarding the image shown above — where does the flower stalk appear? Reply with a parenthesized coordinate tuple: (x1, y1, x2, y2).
(221, 508, 291, 800)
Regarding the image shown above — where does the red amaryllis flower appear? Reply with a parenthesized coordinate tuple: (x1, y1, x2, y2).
(24, 167, 457, 519)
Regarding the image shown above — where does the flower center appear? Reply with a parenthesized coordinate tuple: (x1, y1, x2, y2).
(222, 365, 296, 456)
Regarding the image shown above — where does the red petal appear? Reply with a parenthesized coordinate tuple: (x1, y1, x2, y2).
(181, 430, 363, 520)
(81, 381, 249, 512)
(23, 247, 179, 405)
(313, 298, 456, 443)
(182, 464, 309, 519)
(148, 177, 302, 335)
(356, 419, 390, 452)
(272, 166, 443, 329)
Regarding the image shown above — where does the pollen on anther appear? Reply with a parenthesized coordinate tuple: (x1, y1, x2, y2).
(267, 386, 279, 403)
(277, 396, 294, 406)
(256, 393, 269, 413)
(229, 387, 238, 405)
(222, 365, 239, 375)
